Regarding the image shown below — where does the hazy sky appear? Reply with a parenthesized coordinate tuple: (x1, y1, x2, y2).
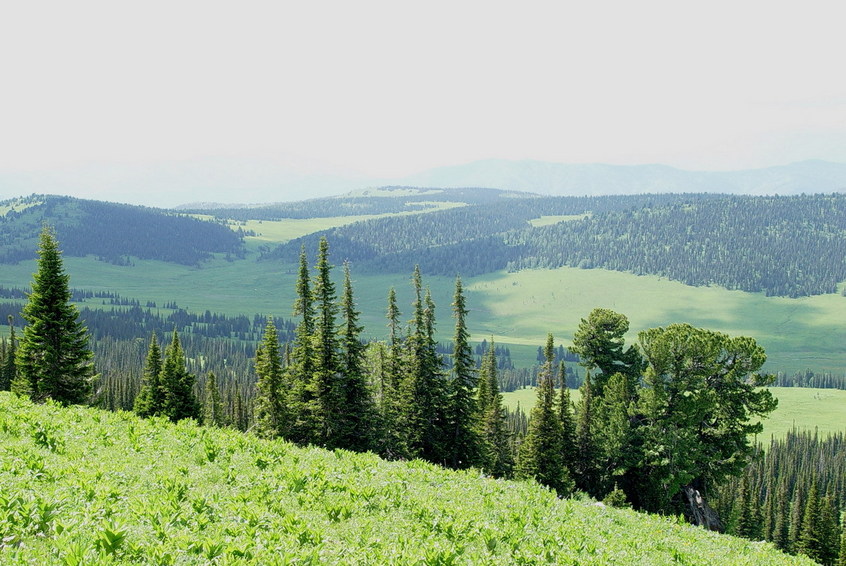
(2, 1, 845, 195)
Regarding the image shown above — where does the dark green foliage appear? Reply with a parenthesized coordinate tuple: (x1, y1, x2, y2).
(570, 308, 643, 396)
(286, 246, 317, 444)
(445, 277, 481, 469)
(0, 315, 15, 391)
(517, 334, 573, 495)
(477, 340, 514, 477)
(203, 372, 227, 427)
(13, 226, 95, 404)
(557, 362, 577, 476)
(336, 263, 377, 452)
(160, 330, 200, 422)
(574, 372, 600, 494)
(0, 195, 242, 265)
(133, 333, 164, 417)
(253, 319, 286, 438)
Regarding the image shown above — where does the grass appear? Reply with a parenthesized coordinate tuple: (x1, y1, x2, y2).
(0, 392, 815, 565)
(528, 214, 589, 227)
(501, 387, 846, 441)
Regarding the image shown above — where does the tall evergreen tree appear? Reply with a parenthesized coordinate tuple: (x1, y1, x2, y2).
(478, 339, 513, 478)
(517, 334, 573, 495)
(797, 482, 823, 562)
(287, 246, 317, 444)
(337, 262, 376, 452)
(574, 371, 600, 495)
(160, 329, 200, 422)
(253, 318, 286, 438)
(0, 315, 15, 391)
(557, 361, 577, 477)
(133, 332, 164, 417)
(570, 308, 643, 396)
(13, 226, 95, 404)
(838, 523, 846, 566)
(381, 287, 407, 459)
(203, 372, 227, 427)
(309, 236, 340, 447)
(445, 277, 480, 469)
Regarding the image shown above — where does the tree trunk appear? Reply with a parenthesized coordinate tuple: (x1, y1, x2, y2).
(684, 485, 723, 532)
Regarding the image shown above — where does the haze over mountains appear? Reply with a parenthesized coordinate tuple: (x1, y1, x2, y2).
(2, 158, 845, 208)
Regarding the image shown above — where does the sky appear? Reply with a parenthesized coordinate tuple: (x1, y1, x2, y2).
(1, 1, 845, 205)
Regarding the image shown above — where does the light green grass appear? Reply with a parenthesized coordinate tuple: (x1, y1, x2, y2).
(0, 393, 815, 565)
(501, 386, 846, 440)
(0, 197, 44, 217)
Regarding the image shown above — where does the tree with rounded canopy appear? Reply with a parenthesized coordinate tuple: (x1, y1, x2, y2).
(632, 323, 777, 518)
(13, 226, 95, 404)
(570, 307, 643, 396)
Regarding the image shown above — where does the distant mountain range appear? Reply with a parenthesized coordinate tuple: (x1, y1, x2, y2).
(1, 158, 845, 207)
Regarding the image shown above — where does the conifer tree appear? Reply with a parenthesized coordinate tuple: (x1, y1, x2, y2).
(203, 372, 227, 427)
(0, 315, 15, 391)
(133, 332, 163, 417)
(160, 329, 200, 422)
(771, 479, 791, 551)
(557, 361, 577, 476)
(381, 287, 406, 458)
(517, 334, 573, 495)
(838, 523, 846, 566)
(478, 339, 513, 477)
(337, 262, 376, 452)
(422, 287, 449, 463)
(445, 277, 480, 469)
(788, 485, 805, 553)
(253, 318, 286, 438)
(287, 246, 317, 444)
(310, 236, 340, 447)
(14, 226, 95, 404)
(574, 371, 600, 495)
(797, 482, 823, 562)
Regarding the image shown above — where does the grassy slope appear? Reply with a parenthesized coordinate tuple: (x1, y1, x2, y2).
(0, 393, 813, 565)
(501, 387, 846, 440)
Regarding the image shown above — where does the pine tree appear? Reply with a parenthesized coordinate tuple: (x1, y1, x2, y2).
(133, 332, 163, 417)
(381, 287, 407, 459)
(838, 523, 846, 566)
(0, 315, 15, 391)
(203, 372, 227, 427)
(253, 318, 286, 438)
(337, 262, 376, 452)
(517, 334, 573, 495)
(13, 226, 95, 404)
(445, 277, 480, 469)
(160, 329, 200, 422)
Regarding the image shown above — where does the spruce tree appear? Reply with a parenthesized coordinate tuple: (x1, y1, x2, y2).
(133, 332, 163, 417)
(574, 371, 600, 495)
(160, 329, 200, 422)
(286, 246, 317, 444)
(445, 277, 480, 469)
(203, 372, 227, 427)
(14, 226, 95, 404)
(478, 339, 513, 477)
(337, 262, 376, 452)
(381, 287, 407, 458)
(797, 482, 822, 562)
(253, 318, 286, 438)
(838, 523, 846, 566)
(310, 236, 340, 447)
(0, 315, 15, 391)
(517, 334, 573, 495)
(557, 361, 577, 478)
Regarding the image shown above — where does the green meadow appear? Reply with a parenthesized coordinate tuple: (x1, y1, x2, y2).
(501, 387, 846, 440)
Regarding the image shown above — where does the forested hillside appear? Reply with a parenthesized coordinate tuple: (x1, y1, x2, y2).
(271, 192, 846, 297)
(0, 195, 243, 265)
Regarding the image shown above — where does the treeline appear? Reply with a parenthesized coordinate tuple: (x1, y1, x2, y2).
(774, 369, 846, 390)
(713, 431, 846, 565)
(511, 194, 846, 297)
(0, 195, 243, 265)
(181, 187, 521, 220)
